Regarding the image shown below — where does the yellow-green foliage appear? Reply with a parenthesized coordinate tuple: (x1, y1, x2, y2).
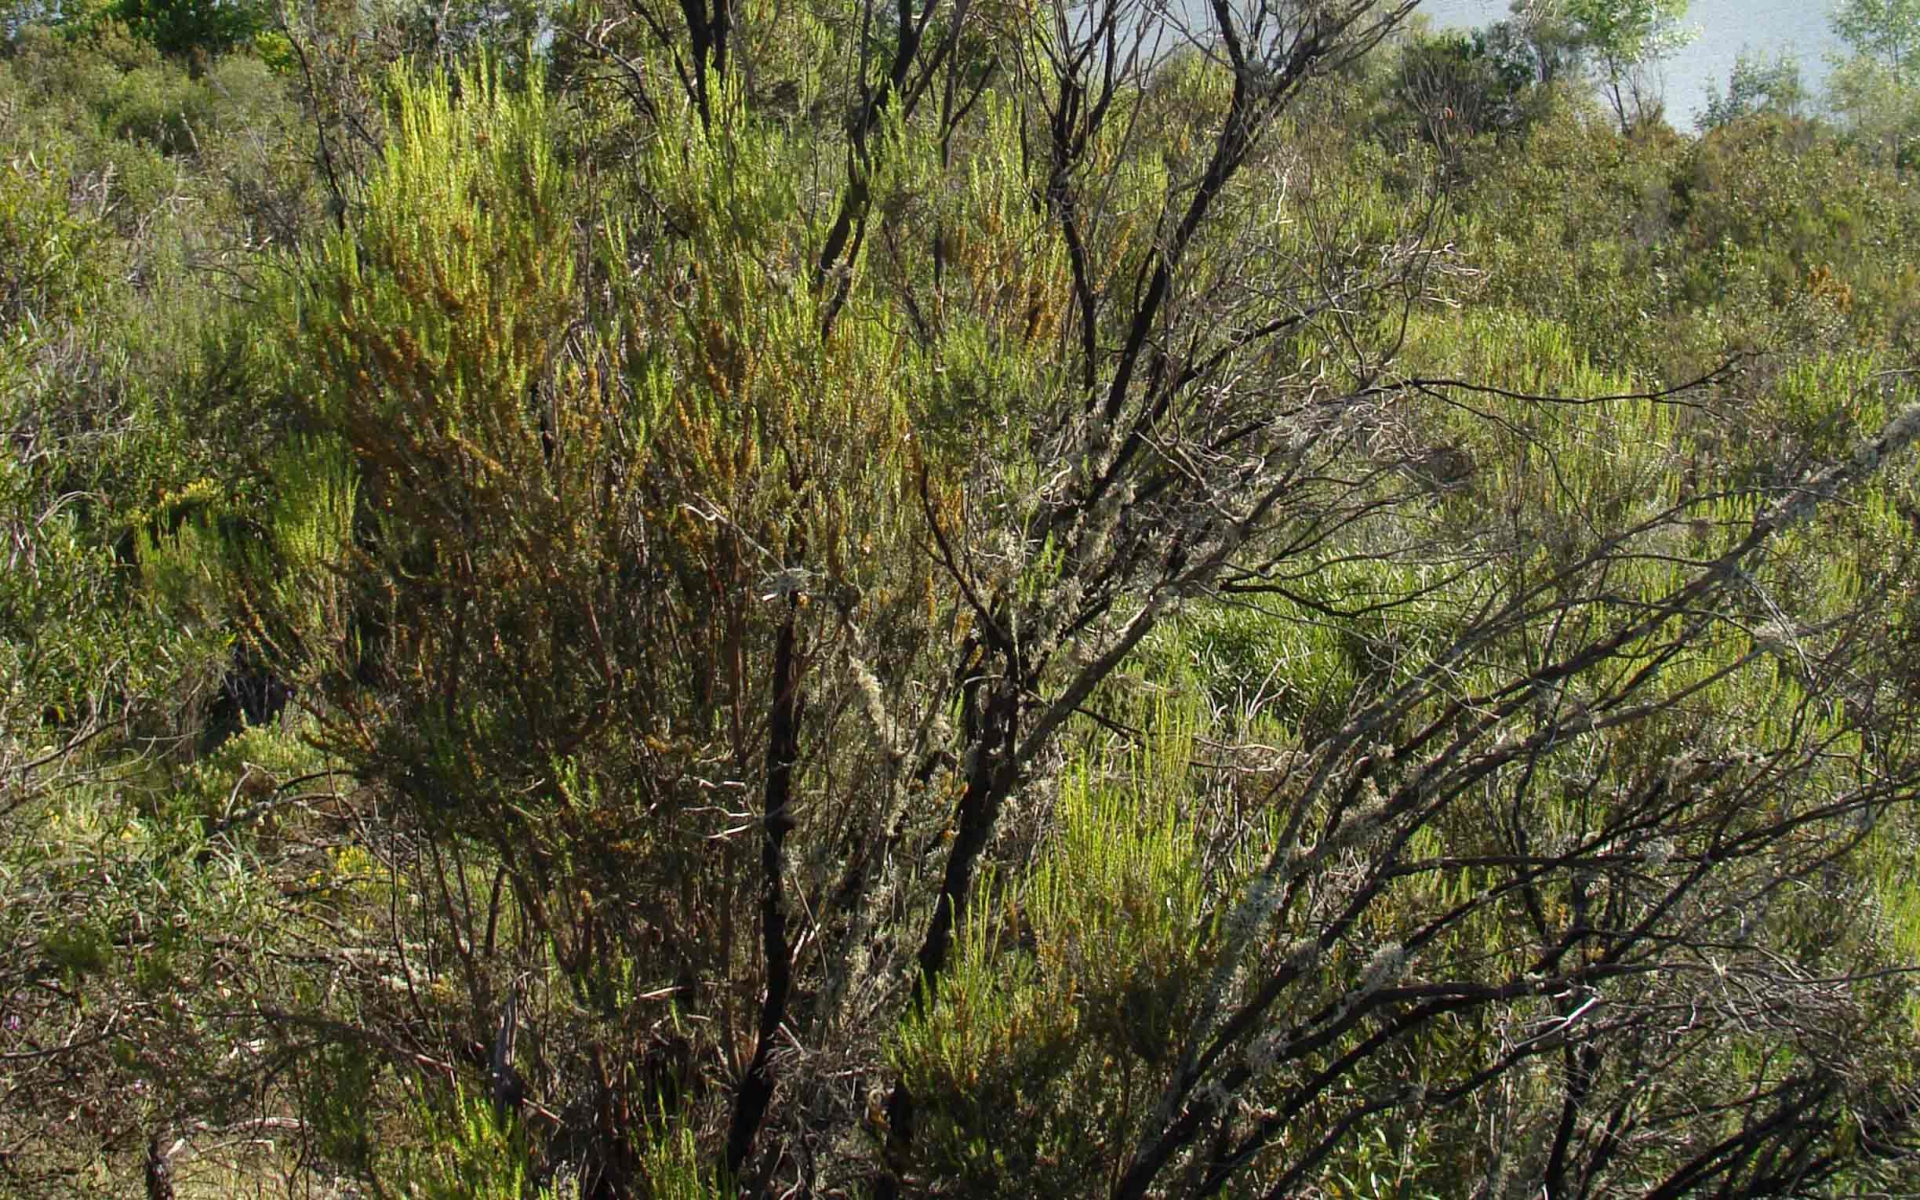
(894, 699, 1236, 1193)
(0, 153, 107, 334)
(392, 1088, 555, 1200)
(286, 59, 575, 530)
(621, 81, 926, 598)
(14, 3, 1920, 1192)
(631, 1110, 735, 1200)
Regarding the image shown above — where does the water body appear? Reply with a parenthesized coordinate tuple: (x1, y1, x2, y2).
(1414, 0, 1847, 129)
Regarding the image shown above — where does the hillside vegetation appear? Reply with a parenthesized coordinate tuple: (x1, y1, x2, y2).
(4, 0, 1920, 1195)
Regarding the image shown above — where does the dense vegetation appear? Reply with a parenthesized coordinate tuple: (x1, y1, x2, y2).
(4, 0, 1920, 1194)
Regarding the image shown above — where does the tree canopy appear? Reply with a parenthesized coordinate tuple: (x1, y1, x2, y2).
(1833, 0, 1920, 78)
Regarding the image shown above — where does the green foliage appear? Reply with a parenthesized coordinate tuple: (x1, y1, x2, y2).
(1827, 52, 1920, 168)
(299, 1041, 381, 1178)
(0, 19, 333, 1194)
(1827, 0, 1920, 167)
(1372, 27, 1549, 170)
(110, 0, 267, 58)
(1696, 51, 1807, 129)
(631, 1111, 735, 1200)
(0, 159, 200, 734)
(0, 153, 105, 329)
(243, 50, 946, 1187)
(1555, 0, 1696, 66)
(0, 0, 114, 39)
(894, 699, 1234, 1194)
(1508, 0, 1696, 129)
(394, 1087, 552, 1200)
(7, 2, 1920, 1195)
(1832, 0, 1920, 80)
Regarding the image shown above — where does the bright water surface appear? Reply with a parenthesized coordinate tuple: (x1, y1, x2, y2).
(1414, 0, 1846, 129)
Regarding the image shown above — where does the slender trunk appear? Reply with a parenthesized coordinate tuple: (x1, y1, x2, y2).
(724, 597, 803, 1178)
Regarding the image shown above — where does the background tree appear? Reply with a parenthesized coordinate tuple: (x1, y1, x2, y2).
(1542, 0, 1696, 129)
(110, 0, 267, 59)
(1832, 0, 1920, 80)
(1828, 0, 1920, 166)
(1696, 50, 1805, 129)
